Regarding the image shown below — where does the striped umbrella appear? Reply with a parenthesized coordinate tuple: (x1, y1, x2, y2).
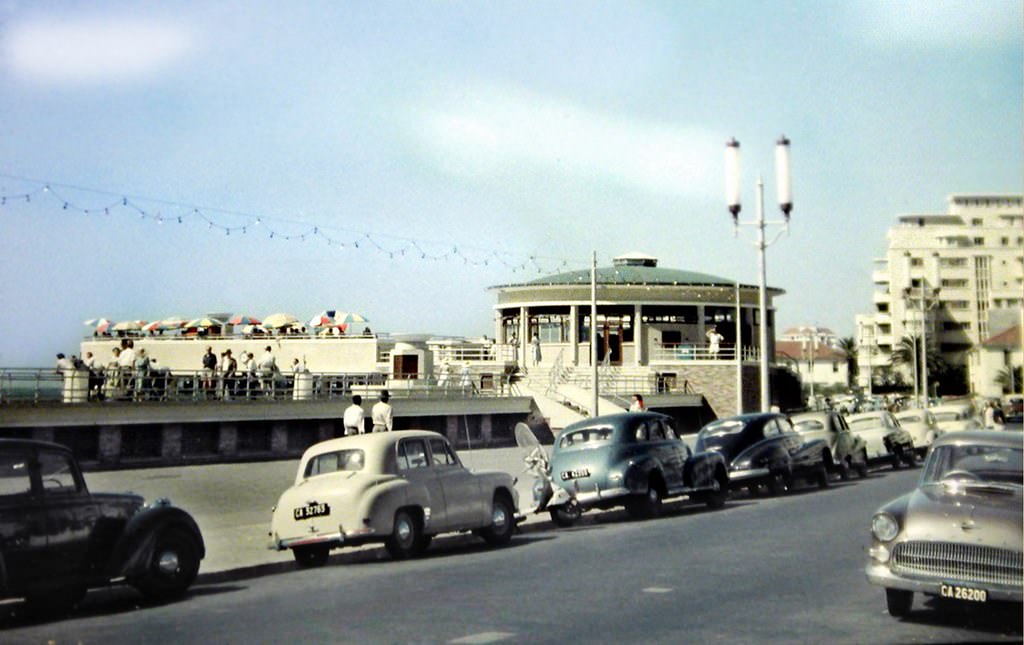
(228, 314, 261, 325)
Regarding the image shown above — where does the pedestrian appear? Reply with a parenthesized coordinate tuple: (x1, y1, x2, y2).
(459, 361, 473, 394)
(371, 389, 393, 432)
(531, 334, 542, 366)
(82, 351, 103, 400)
(705, 325, 724, 357)
(55, 352, 75, 376)
(246, 352, 258, 398)
(201, 346, 218, 398)
(343, 394, 366, 435)
(221, 349, 237, 399)
(259, 346, 278, 397)
(629, 393, 645, 412)
(134, 348, 151, 400)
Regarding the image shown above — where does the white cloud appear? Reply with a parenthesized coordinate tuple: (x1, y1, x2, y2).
(2, 16, 195, 84)
(853, 0, 1021, 48)
(414, 85, 720, 197)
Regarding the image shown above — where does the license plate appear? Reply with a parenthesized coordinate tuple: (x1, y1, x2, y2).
(294, 502, 330, 520)
(561, 468, 590, 481)
(940, 583, 987, 603)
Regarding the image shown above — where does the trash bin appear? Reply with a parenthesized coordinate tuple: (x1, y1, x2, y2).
(293, 371, 313, 400)
(63, 369, 89, 403)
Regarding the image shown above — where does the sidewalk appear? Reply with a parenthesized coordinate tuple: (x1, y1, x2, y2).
(85, 446, 540, 575)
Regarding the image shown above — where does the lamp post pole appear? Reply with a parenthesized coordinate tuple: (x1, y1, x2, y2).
(725, 137, 792, 413)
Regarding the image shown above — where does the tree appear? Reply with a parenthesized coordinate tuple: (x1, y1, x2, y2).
(995, 366, 1023, 395)
(838, 336, 858, 388)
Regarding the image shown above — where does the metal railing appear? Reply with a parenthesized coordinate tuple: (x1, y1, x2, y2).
(648, 343, 760, 362)
(0, 367, 518, 406)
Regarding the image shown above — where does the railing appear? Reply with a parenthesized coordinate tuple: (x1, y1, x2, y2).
(648, 343, 760, 362)
(0, 367, 518, 405)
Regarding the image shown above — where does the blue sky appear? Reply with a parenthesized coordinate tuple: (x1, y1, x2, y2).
(0, 0, 1020, 365)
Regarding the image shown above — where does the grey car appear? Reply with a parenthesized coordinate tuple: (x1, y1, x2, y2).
(865, 430, 1023, 617)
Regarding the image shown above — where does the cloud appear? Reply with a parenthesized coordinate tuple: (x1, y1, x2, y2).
(2, 16, 195, 84)
(852, 0, 1021, 48)
(413, 85, 721, 197)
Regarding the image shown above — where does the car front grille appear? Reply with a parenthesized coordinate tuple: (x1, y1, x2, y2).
(892, 541, 1023, 587)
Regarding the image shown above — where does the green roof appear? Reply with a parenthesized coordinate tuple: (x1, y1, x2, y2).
(512, 265, 737, 287)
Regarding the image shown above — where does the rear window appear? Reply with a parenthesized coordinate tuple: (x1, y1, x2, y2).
(793, 419, 823, 433)
(701, 419, 745, 436)
(848, 417, 880, 430)
(304, 450, 366, 478)
(559, 427, 614, 450)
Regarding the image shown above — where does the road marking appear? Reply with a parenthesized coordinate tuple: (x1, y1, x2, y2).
(450, 632, 516, 644)
(643, 586, 674, 593)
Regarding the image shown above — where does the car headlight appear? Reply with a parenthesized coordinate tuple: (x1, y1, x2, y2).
(871, 512, 899, 542)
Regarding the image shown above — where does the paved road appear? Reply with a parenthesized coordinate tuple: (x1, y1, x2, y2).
(3, 459, 1020, 643)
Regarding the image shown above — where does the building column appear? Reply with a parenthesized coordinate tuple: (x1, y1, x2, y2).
(698, 305, 707, 349)
(634, 304, 644, 366)
(570, 305, 579, 365)
(520, 307, 529, 366)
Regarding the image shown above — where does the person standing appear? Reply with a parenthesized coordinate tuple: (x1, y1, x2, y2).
(629, 393, 645, 412)
(371, 389, 393, 432)
(259, 345, 277, 397)
(343, 395, 366, 435)
(201, 346, 217, 398)
(221, 349, 238, 399)
(531, 334, 542, 366)
(705, 326, 724, 357)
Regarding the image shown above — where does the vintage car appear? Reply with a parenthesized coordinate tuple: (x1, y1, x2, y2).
(928, 402, 983, 434)
(694, 413, 831, 495)
(546, 412, 729, 524)
(0, 439, 205, 613)
(866, 430, 1023, 617)
(269, 430, 518, 566)
(893, 409, 943, 456)
(845, 410, 917, 468)
(789, 410, 870, 480)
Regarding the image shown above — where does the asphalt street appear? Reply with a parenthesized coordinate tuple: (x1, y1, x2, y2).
(2, 456, 1021, 644)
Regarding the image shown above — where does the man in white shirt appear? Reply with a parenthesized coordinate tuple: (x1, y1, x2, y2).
(343, 395, 366, 435)
(371, 389, 393, 432)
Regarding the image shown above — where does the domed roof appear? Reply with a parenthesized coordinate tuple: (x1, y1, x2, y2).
(519, 264, 735, 287)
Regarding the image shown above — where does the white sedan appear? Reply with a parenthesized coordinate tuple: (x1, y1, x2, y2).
(928, 402, 983, 433)
(893, 409, 943, 456)
(269, 430, 518, 566)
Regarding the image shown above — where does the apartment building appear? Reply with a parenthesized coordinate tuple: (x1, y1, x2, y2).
(856, 194, 1024, 396)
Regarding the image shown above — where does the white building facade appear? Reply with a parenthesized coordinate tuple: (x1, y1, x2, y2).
(856, 194, 1024, 397)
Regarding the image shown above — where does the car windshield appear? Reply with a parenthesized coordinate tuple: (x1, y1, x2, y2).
(304, 449, 366, 478)
(701, 419, 745, 436)
(559, 427, 614, 450)
(922, 444, 1023, 486)
(792, 419, 824, 433)
(932, 411, 960, 422)
(848, 417, 881, 430)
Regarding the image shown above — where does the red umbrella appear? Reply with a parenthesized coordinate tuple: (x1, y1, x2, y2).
(229, 314, 261, 325)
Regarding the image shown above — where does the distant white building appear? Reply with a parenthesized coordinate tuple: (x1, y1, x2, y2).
(856, 194, 1024, 396)
(775, 338, 850, 390)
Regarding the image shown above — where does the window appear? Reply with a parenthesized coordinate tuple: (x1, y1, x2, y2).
(647, 420, 666, 441)
(943, 321, 970, 331)
(972, 237, 984, 245)
(397, 439, 429, 470)
(909, 257, 923, 267)
(940, 257, 967, 268)
(941, 278, 968, 288)
(971, 218, 983, 226)
(428, 438, 457, 466)
(38, 450, 80, 493)
(304, 450, 365, 477)
(946, 300, 970, 310)
(0, 449, 31, 497)
(876, 303, 889, 313)
(1002, 237, 1010, 246)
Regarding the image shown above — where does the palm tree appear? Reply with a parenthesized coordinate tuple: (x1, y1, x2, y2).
(837, 336, 858, 388)
(995, 366, 1023, 395)
(889, 335, 919, 370)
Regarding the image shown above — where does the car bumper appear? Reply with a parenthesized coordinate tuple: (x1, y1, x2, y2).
(573, 486, 630, 505)
(865, 558, 1024, 603)
(728, 467, 770, 483)
(271, 526, 378, 551)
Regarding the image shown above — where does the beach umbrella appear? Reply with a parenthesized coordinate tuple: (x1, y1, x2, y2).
(142, 321, 162, 333)
(160, 316, 188, 329)
(85, 317, 111, 331)
(241, 324, 269, 335)
(185, 317, 225, 328)
(111, 320, 142, 332)
(228, 314, 261, 326)
(307, 310, 338, 328)
(334, 312, 370, 324)
(263, 312, 299, 329)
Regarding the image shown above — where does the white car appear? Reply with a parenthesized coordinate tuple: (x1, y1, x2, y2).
(893, 409, 943, 456)
(845, 411, 917, 468)
(928, 402, 983, 433)
(269, 430, 518, 566)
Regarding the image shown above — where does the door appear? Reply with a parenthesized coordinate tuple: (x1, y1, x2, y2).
(598, 322, 623, 365)
(0, 446, 49, 592)
(396, 438, 448, 530)
(428, 438, 483, 528)
(36, 448, 98, 583)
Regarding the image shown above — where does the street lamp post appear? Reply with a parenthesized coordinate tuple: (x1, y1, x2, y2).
(725, 137, 792, 413)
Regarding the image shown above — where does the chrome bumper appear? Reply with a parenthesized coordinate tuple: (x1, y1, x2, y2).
(865, 560, 1024, 603)
(728, 467, 770, 483)
(574, 487, 630, 504)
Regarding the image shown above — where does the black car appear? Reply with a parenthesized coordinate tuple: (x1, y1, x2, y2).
(0, 439, 205, 613)
(695, 413, 831, 495)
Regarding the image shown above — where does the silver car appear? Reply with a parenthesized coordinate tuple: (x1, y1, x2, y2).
(894, 409, 943, 456)
(865, 430, 1023, 617)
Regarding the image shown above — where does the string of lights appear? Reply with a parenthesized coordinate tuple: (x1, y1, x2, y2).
(0, 173, 581, 274)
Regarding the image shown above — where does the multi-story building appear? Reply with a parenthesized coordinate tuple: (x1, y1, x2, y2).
(856, 194, 1024, 397)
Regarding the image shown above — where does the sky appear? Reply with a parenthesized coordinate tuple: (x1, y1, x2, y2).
(0, 0, 1020, 366)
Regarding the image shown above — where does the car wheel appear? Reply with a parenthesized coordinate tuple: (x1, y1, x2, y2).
(134, 527, 202, 601)
(902, 447, 918, 467)
(703, 473, 729, 510)
(890, 447, 903, 470)
(626, 483, 662, 520)
(549, 503, 582, 528)
(885, 588, 913, 617)
(766, 472, 790, 496)
(856, 451, 870, 479)
(385, 509, 423, 559)
(293, 545, 330, 568)
(480, 495, 516, 546)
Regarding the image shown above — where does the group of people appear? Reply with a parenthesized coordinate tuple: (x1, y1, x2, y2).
(57, 339, 172, 401)
(342, 390, 393, 435)
(199, 345, 285, 399)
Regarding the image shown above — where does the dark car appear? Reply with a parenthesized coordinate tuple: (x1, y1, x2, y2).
(866, 430, 1022, 617)
(790, 410, 870, 480)
(548, 412, 729, 524)
(0, 439, 205, 613)
(695, 413, 831, 495)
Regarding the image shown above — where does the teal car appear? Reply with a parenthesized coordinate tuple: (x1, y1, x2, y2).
(547, 412, 729, 525)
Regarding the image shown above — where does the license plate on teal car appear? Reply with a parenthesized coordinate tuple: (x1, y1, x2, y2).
(561, 468, 590, 481)
(940, 583, 987, 603)
(294, 502, 330, 520)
